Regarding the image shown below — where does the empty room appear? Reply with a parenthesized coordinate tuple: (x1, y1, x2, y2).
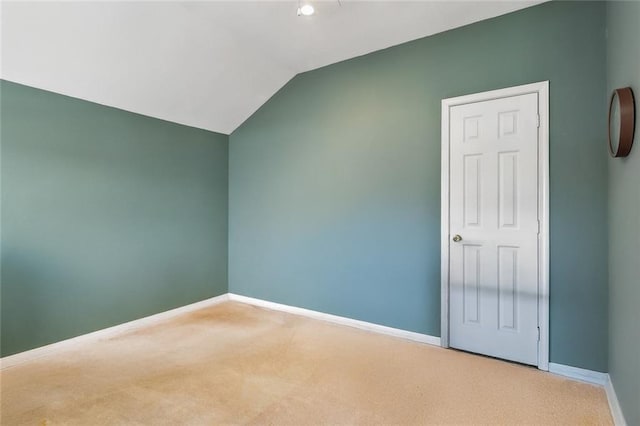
(1, 0, 638, 424)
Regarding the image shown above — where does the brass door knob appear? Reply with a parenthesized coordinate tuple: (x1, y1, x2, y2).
(452, 234, 462, 242)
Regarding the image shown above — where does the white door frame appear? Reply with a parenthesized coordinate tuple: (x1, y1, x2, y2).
(440, 81, 550, 371)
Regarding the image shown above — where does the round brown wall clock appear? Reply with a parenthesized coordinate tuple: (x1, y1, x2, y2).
(608, 87, 635, 158)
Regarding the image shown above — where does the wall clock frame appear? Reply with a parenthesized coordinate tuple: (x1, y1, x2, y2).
(608, 87, 635, 158)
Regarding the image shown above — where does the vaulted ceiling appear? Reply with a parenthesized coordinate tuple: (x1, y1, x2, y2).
(1, 1, 542, 134)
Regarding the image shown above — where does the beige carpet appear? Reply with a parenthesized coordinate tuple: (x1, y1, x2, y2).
(1, 302, 612, 425)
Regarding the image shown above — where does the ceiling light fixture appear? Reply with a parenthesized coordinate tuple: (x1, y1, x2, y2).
(297, 2, 314, 16)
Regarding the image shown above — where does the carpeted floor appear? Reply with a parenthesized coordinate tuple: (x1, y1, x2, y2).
(1, 301, 612, 425)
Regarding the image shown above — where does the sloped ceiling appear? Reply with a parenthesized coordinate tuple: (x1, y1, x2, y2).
(1, 1, 542, 134)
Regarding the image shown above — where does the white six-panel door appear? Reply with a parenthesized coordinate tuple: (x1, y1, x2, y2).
(447, 92, 540, 365)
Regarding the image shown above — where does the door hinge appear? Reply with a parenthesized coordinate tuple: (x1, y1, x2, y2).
(536, 114, 541, 128)
(537, 220, 541, 235)
(537, 326, 541, 341)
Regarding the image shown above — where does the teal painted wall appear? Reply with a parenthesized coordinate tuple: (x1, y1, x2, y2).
(606, 2, 640, 424)
(229, 1, 609, 371)
(1, 80, 229, 357)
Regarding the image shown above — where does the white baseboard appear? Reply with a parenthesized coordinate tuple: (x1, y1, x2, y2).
(1, 292, 440, 371)
(605, 375, 628, 426)
(0, 294, 230, 370)
(548, 363, 628, 425)
(227, 293, 441, 347)
(548, 362, 609, 386)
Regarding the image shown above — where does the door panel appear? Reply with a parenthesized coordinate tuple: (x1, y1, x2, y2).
(448, 92, 539, 365)
(463, 244, 481, 324)
(498, 151, 518, 229)
(497, 245, 518, 331)
(463, 155, 482, 227)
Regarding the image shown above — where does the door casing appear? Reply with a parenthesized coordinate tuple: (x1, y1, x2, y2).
(440, 81, 550, 371)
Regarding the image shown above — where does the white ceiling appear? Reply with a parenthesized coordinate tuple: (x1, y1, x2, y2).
(1, 1, 542, 134)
